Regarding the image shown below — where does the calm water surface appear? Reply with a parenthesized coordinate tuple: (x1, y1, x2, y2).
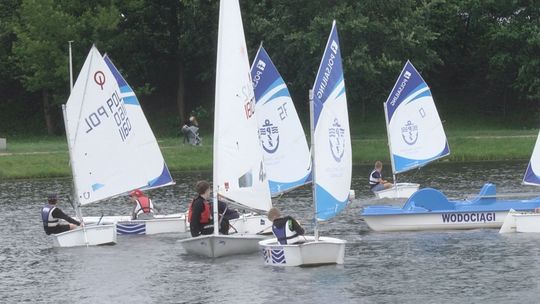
(2, 161, 540, 303)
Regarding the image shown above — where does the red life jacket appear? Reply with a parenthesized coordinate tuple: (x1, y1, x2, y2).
(187, 198, 211, 224)
(137, 196, 152, 214)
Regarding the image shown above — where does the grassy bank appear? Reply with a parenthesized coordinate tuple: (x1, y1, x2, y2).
(0, 128, 537, 179)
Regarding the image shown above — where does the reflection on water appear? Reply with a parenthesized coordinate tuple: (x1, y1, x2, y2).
(2, 161, 540, 303)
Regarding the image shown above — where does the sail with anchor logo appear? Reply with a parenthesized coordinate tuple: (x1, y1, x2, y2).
(251, 46, 311, 197)
(311, 21, 351, 221)
(384, 60, 450, 175)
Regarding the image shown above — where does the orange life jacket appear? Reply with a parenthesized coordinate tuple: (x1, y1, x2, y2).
(137, 196, 152, 214)
(187, 197, 211, 224)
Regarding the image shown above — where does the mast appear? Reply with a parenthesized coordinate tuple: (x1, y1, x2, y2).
(383, 101, 397, 186)
(309, 89, 319, 241)
(62, 104, 88, 246)
(68, 41, 74, 92)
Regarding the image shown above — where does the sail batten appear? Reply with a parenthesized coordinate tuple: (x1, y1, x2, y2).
(251, 46, 311, 197)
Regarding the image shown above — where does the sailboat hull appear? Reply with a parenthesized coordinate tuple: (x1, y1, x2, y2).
(374, 183, 420, 199)
(500, 210, 540, 233)
(83, 213, 187, 235)
(179, 234, 268, 258)
(228, 214, 272, 235)
(51, 224, 117, 247)
(258, 236, 346, 267)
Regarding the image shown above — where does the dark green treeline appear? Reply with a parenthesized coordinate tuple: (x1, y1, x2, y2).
(0, 0, 539, 137)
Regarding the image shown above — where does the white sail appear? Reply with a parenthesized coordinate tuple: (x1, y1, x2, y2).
(251, 46, 311, 196)
(213, 0, 272, 211)
(523, 130, 540, 186)
(65, 46, 166, 205)
(311, 21, 352, 221)
(103, 55, 174, 191)
(385, 60, 450, 174)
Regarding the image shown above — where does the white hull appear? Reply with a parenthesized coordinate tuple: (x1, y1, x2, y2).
(83, 213, 186, 235)
(229, 214, 272, 235)
(364, 211, 508, 232)
(374, 183, 420, 199)
(51, 224, 117, 247)
(500, 211, 540, 233)
(178, 234, 268, 258)
(258, 236, 346, 267)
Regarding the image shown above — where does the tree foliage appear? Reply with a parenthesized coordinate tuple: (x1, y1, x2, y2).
(1, 0, 539, 136)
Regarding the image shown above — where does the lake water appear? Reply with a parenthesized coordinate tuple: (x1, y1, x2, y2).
(2, 161, 540, 303)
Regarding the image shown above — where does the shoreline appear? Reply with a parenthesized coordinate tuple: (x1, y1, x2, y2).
(0, 131, 536, 179)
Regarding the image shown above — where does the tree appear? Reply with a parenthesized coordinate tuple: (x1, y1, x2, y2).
(12, 0, 120, 135)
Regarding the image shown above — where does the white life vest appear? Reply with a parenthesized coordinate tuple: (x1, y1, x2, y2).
(369, 169, 381, 186)
(41, 205, 59, 228)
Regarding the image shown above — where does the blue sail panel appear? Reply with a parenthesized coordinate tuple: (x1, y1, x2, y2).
(315, 184, 349, 221)
(385, 60, 426, 122)
(269, 171, 312, 197)
(145, 164, 174, 189)
(312, 23, 345, 130)
(523, 132, 540, 186)
(393, 143, 450, 173)
(312, 21, 351, 221)
(251, 47, 284, 103)
(523, 162, 540, 185)
(103, 55, 131, 94)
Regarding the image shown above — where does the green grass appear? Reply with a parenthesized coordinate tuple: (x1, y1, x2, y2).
(0, 128, 537, 179)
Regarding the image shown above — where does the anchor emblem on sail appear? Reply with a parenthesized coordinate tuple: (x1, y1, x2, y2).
(401, 120, 418, 145)
(259, 119, 280, 154)
(329, 118, 345, 162)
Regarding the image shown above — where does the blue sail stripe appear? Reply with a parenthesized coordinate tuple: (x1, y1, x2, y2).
(119, 85, 132, 94)
(269, 171, 312, 196)
(91, 183, 105, 191)
(393, 144, 450, 173)
(145, 164, 174, 189)
(336, 84, 346, 99)
(315, 184, 348, 221)
(123, 96, 139, 106)
(407, 89, 432, 104)
(259, 78, 284, 103)
(103, 55, 129, 89)
(264, 88, 290, 105)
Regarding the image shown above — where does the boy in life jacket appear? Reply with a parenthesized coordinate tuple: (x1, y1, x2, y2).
(267, 207, 305, 245)
(129, 189, 158, 220)
(369, 160, 392, 193)
(188, 180, 229, 237)
(41, 194, 81, 235)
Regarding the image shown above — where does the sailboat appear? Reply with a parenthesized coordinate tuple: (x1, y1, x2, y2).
(250, 45, 311, 197)
(79, 54, 186, 235)
(373, 61, 450, 199)
(500, 130, 540, 233)
(259, 20, 350, 267)
(178, 0, 272, 258)
(52, 46, 130, 247)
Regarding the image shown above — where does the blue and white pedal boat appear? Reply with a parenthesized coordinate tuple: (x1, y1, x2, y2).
(362, 183, 540, 232)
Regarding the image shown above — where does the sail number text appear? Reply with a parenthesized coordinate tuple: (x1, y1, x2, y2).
(84, 90, 132, 141)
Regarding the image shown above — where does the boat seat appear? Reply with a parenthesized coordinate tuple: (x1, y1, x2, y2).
(470, 183, 497, 204)
(403, 188, 455, 211)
